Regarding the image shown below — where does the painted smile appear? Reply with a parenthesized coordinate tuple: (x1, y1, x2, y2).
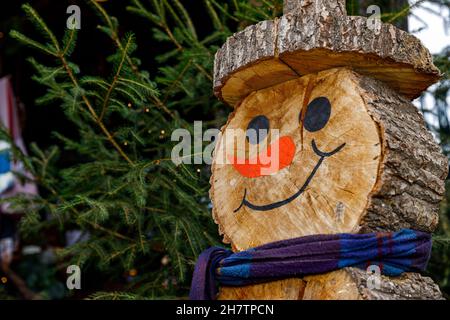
(233, 140, 346, 212)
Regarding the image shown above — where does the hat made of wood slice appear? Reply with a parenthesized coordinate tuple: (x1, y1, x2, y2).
(214, 0, 441, 106)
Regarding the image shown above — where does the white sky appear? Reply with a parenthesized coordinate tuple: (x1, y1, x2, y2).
(409, 2, 450, 54)
(409, 2, 449, 133)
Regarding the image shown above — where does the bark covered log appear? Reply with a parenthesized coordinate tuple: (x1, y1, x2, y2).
(302, 268, 444, 300)
(214, 0, 440, 106)
(210, 0, 446, 301)
(358, 74, 448, 233)
(219, 267, 444, 300)
(283, 0, 346, 15)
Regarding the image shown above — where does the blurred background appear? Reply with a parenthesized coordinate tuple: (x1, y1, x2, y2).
(0, 0, 449, 299)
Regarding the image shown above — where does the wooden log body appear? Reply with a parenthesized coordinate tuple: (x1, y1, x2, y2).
(218, 269, 444, 300)
(209, 0, 446, 300)
(210, 68, 447, 300)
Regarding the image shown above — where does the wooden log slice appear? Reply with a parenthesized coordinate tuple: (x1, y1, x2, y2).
(210, 67, 447, 299)
(217, 268, 443, 300)
(302, 268, 444, 300)
(213, 0, 440, 106)
(218, 278, 306, 300)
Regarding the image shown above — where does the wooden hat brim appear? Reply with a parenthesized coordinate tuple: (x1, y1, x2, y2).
(214, 13, 441, 107)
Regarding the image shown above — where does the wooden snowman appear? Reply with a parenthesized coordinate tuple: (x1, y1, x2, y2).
(209, 0, 448, 299)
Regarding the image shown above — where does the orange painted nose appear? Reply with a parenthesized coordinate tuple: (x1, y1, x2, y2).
(230, 136, 296, 178)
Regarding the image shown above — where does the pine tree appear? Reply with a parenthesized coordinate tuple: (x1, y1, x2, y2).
(4, 0, 283, 299)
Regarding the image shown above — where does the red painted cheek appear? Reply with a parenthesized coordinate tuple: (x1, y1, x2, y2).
(229, 136, 296, 178)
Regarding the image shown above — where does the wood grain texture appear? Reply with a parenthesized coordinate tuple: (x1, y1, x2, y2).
(219, 278, 305, 300)
(302, 269, 362, 300)
(211, 68, 383, 250)
(213, 0, 440, 106)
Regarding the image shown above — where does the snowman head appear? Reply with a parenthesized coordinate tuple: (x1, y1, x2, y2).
(211, 68, 382, 251)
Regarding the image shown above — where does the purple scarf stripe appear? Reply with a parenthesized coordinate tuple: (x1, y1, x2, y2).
(189, 229, 432, 300)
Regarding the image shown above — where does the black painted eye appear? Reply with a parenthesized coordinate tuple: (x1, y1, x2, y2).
(246, 115, 269, 144)
(302, 97, 331, 132)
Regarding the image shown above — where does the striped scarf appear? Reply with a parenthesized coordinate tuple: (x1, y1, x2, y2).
(189, 229, 432, 300)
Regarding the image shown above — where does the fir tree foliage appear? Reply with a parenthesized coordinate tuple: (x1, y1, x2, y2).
(6, 0, 283, 298)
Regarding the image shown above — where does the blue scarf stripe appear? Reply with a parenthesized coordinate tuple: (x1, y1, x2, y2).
(337, 229, 428, 276)
(189, 229, 432, 300)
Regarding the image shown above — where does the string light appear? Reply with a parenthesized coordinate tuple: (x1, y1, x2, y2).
(124, 141, 128, 146)
(129, 269, 138, 277)
(196, 168, 201, 173)
(127, 102, 132, 108)
(161, 255, 170, 266)
(0, 277, 7, 284)
(160, 130, 165, 135)
(145, 108, 150, 113)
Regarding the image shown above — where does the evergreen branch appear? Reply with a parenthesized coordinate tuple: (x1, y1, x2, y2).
(41, 66, 65, 81)
(137, 211, 146, 252)
(162, 59, 192, 104)
(161, 19, 183, 51)
(62, 28, 77, 57)
(206, 0, 238, 27)
(57, 52, 134, 165)
(117, 78, 157, 95)
(91, 0, 180, 123)
(193, 62, 213, 82)
(9, 30, 58, 56)
(21, 3, 60, 51)
(90, 0, 119, 40)
(171, 0, 198, 40)
(99, 35, 134, 121)
(387, 0, 427, 23)
(38, 181, 134, 242)
(105, 243, 138, 262)
(127, 0, 161, 25)
(144, 207, 166, 213)
(131, 0, 184, 51)
(162, 0, 186, 34)
(128, 1, 213, 81)
(88, 220, 134, 242)
(14, 4, 133, 165)
(88, 291, 148, 300)
(93, 4, 176, 120)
